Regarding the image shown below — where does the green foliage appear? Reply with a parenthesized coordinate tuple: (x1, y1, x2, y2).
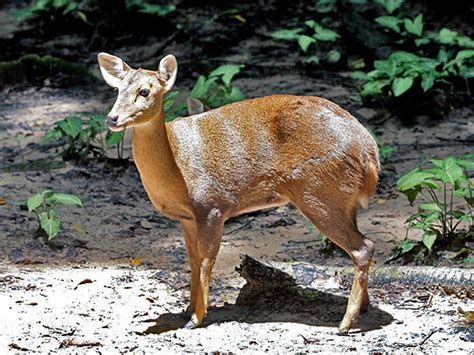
(390, 155, 474, 263)
(190, 64, 245, 109)
(352, 48, 474, 100)
(125, 0, 176, 16)
(15, 0, 88, 22)
(26, 190, 82, 240)
(375, 14, 423, 37)
(270, 20, 341, 64)
(43, 114, 125, 161)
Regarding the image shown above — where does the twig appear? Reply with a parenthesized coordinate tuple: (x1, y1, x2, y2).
(224, 219, 254, 235)
(300, 334, 321, 344)
(407, 328, 439, 347)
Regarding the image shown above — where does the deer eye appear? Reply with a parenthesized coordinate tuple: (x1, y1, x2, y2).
(139, 88, 150, 97)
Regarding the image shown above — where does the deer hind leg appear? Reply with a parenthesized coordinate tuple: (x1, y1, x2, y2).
(181, 212, 224, 329)
(291, 194, 374, 334)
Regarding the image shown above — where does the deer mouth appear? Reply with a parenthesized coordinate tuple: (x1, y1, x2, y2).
(107, 115, 134, 131)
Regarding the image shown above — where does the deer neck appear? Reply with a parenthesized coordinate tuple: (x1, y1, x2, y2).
(132, 112, 191, 218)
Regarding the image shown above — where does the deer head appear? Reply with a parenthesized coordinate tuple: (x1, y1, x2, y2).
(97, 53, 177, 131)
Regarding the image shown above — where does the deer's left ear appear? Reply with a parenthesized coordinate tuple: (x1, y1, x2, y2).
(158, 54, 177, 92)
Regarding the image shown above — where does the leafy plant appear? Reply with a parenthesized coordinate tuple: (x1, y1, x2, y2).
(161, 64, 245, 122)
(189, 64, 245, 109)
(375, 13, 423, 38)
(270, 20, 341, 64)
(26, 190, 83, 241)
(43, 114, 125, 161)
(352, 49, 474, 100)
(390, 155, 474, 263)
(15, 0, 88, 23)
(124, 0, 176, 16)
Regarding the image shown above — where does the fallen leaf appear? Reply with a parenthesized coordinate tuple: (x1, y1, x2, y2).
(376, 199, 387, 205)
(130, 257, 142, 267)
(0, 197, 6, 205)
(73, 223, 86, 236)
(74, 279, 93, 290)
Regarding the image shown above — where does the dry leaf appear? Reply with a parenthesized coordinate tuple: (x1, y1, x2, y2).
(73, 223, 86, 236)
(0, 197, 6, 206)
(130, 257, 142, 267)
(233, 15, 246, 23)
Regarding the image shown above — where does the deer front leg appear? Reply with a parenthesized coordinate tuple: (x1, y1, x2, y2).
(182, 226, 200, 315)
(182, 212, 224, 329)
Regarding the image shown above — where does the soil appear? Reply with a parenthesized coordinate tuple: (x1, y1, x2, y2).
(0, 1, 473, 353)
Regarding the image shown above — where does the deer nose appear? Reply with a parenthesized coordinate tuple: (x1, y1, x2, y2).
(107, 115, 119, 126)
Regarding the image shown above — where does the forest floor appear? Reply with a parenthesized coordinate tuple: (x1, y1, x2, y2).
(0, 74, 472, 354)
(1, 1, 473, 352)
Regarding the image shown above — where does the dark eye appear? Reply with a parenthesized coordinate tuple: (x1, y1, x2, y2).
(139, 88, 150, 97)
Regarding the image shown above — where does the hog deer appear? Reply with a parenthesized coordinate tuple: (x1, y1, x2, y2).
(97, 53, 380, 333)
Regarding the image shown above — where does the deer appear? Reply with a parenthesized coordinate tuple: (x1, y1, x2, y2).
(97, 52, 380, 334)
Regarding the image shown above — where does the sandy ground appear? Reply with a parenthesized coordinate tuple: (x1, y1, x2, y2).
(1, 265, 472, 353)
(0, 84, 473, 353)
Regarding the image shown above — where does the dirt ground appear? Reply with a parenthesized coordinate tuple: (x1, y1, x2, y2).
(1, 1, 474, 351)
(0, 81, 473, 353)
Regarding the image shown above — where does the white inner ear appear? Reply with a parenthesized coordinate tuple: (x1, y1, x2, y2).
(98, 53, 131, 88)
(187, 97, 205, 115)
(158, 54, 177, 92)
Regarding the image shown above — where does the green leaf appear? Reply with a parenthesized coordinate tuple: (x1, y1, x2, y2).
(397, 168, 438, 191)
(27, 193, 44, 212)
(389, 51, 419, 63)
(57, 116, 83, 139)
(436, 28, 458, 45)
(326, 49, 341, 63)
(400, 186, 421, 205)
(419, 203, 443, 213)
(421, 72, 435, 92)
(392, 76, 414, 96)
(39, 210, 61, 240)
(422, 232, 437, 251)
(47, 193, 83, 207)
(105, 131, 124, 146)
(270, 28, 303, 40)
(404, 14, 423, 37)
(351, 71, 368, 80)
(374, 59, 397, 78)
(43, 127, 63, 143)
(304, 55, 320, 64)
(313, 25, 340, 42)
(455, 50, 474, 62)
(209, 64, 244, 87)
(375, 0, 404, 13)
(190, 75, 210, 98)
(375, 16, 400, 33)
(76, 11, 87, 23)
(361, 79, 389, 97)
(297, 35, 316, 52)
(400, 239, 417, 253)
(441, 157, 464, 184)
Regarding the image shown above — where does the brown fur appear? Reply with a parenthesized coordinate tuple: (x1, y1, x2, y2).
(98, 53, 380, 333)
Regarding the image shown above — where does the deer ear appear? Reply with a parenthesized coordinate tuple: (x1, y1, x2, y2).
(158, 54, 177, 92)
(97, 52, 131, 88)
(187, 97, 205, 115)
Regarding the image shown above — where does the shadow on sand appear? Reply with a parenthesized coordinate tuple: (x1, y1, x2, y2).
(142, 287, 393, 334)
